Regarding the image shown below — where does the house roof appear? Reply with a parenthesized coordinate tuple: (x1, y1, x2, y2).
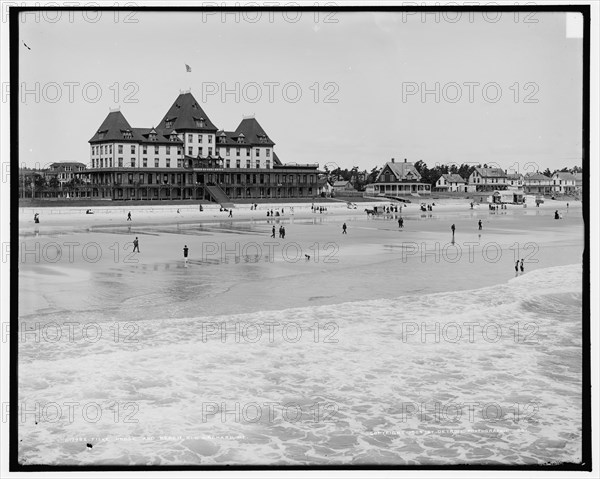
(376, 161, 422, 182)
(441, 173, 465, 183)
(506, 173, 523, 180)
(273, 151, 282, 166)
(473, 167, 507, 178)
(333, 180, 352, 187)
(49, 162, 87, 168)
(553, 172, 577, 181)
(574, 173, 583, 184)
(524, 172, 551, 181)
(156, 92, 218, 132)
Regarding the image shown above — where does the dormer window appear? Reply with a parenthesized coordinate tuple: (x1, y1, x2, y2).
(165, 120, 173, 129)
(98, 131, 105, 140)
(195, 117, 205, 128)
(123, 130, 133, 139)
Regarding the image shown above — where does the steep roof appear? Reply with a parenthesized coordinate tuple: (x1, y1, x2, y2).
(441, 173, 465, 183)
(273, 151, 282, 166)
(89, 110, 136, 142)
(376, 161, 422, 182)
(233, 117, 275, 146)
(473, 167, 507, 178)
(156, 92, 218, 132)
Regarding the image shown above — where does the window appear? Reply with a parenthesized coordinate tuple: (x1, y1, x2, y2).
(236, 159, 241, 168)
(128, 173, 133, 184)
(99, 159, 103, 168)
(208, 136, 212, 144)
(118, 145, 123, 154)
(177, 147, 182, 155)
(92, 159, 95, 168)
(109, 145, 112, 154)
(266, 149, 270, 157)
(177, 159, 182, 168)
(118, 158, 123, 167)
(208, 147, 212, 156)
(256, 148, 260, 157)
(246, 148, 250, 157)
(166, 146, 170, 154)
(131, 145, 135, 154)
(143, 158, 147, 167)
(143, 146, 147, 154)
(165, 120, 172, 129)
(166, 159, 170, 168)
(148, 173, 153, 184)
(198, 134, 202, 143)
(154, 145, 159, 154)
(226, 160, 230, 168)
(226, 147, 230, 156)
(199, 147, 203, 156)
(99, 132, 105, 140)
(266, 160, 270, 168)
(246, 160, 251, 168)
(188, 134, 193, 143)
(188, 147, 192, 155)
(131, 158, 136, 168)
(236, 148, 240, 156)
(256, 160, 260, 168)
(155, 158, 159, 167)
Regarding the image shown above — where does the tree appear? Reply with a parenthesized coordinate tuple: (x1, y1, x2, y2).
(48, 176, 60, 188)
(542, 168, 552, 177)
(33, 174, 46, 188)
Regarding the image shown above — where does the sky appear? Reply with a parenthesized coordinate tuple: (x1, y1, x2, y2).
(17, 8, 584, 174)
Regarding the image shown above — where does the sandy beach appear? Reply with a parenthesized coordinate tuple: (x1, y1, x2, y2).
(17, 197, 584, 465)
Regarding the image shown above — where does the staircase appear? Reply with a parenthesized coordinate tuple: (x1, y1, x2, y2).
(205, 184, 234, 208)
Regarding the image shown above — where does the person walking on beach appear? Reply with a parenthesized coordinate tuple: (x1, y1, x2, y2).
(279, 225, 283, 238)
(281, 226, 286, 239)
(127, 211, 132, 221)
(515, 260, 520, 274)
(271, 226, 276, 238)
(478, 220, 482, 230)
(229, 209, 233, 218)
(133, 237, 140, 253)
(342, 223, 347, 234)
(520, 259, 524, 273)
(183, 245, 189, 267)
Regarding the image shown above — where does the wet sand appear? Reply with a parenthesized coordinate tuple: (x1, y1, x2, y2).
(16, 198, 584, 466)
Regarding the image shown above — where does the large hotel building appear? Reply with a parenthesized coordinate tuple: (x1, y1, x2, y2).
(85, 91, 320, 203)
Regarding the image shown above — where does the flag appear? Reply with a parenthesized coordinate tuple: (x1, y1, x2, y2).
(185, 64, 192, 72)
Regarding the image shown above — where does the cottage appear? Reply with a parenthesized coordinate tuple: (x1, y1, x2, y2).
(551, 172, 577, 195)
(523, 172, 552, 195)
(435, 173, 467, 192)
(468, 167, 508, 192)
(365, 158, 430, 197)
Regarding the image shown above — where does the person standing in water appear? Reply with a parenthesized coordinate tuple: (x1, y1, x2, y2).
(183, 244, 189, 267)
(342, 223, 347, 234)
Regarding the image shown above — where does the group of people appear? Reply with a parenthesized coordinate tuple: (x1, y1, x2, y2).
(515, 259, 525, 274)
(488, 203, 507, 211)
(312, 205, 328, 214)
(420, 203, 434, 212)
(554, 210, 563, 220)
(267, 208, 284, 217)
(271, 225, 286, 238)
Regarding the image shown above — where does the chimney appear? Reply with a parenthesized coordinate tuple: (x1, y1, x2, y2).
(391, 158, 395, 163)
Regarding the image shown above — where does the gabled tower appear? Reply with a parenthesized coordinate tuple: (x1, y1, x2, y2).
(156, 91, 219, 158)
